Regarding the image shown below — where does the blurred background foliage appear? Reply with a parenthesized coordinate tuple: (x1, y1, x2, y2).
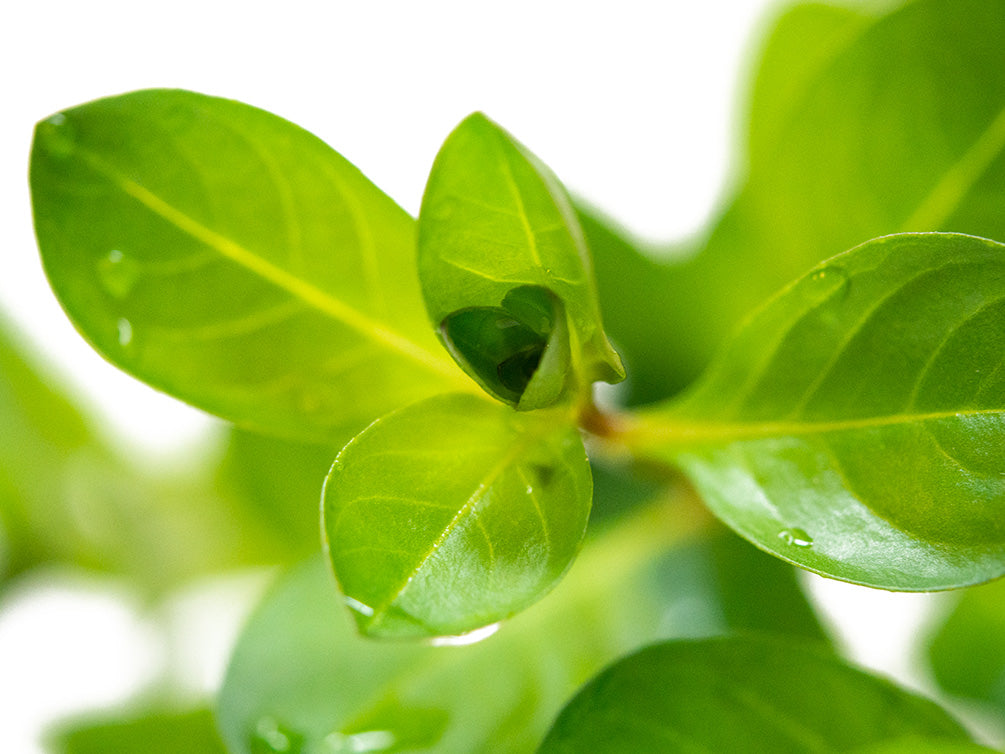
(4, 0, 1005, 750)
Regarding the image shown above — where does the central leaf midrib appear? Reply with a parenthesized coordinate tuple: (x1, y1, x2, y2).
(372, 421, 552, 624)
(78, 147, 467, 384)
(636, 405, 1004, 450)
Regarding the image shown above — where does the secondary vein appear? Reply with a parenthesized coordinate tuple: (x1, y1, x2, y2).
(79, 148, 465, 384)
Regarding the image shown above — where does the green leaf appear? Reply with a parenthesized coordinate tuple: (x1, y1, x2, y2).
(48, 707, 226, 754)
(0, 314, 92, 579)
(577, 207, 691, 406)
(30, 89, 472, 443)
(538, 635, 972, 754)
(322, 393, 591, 638)
(216, 427, 342, 557)
(631, 233, 1005, 590)
(928, 578, 1005, 714)
(418, 112, 623, 409)
(0, 314, 292, 589)
(703, 523, 828, 641)
(221, 486, 822, 754)
(592, 0, 1005, 398)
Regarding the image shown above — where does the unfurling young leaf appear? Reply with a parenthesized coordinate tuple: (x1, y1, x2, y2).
(630, 233, 1005, 591)
(322, 393, 591, 639)
(418, 112, 624, 410)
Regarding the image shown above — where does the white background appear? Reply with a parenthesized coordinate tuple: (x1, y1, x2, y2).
(0, 1, 966, 751)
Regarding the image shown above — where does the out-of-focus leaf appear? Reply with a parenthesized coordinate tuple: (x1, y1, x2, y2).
(217, 427, 341, 557)
(322, 393, 591, 639)
(30, 88, 472, 444)
(48, 707, 226, 754)
(538, 636, 972, 753)
(577, 209, 686, 407)
(0, 314, 308, 590)
(419, 113, 623, 410)
(632, 234, 1005, 590)
(220, 476, 830, 754)
(587, 0, 1005, 399)
(0, 314, 92, 579)
(928, 578, 1005, 714)
(704, 523, 826, 640)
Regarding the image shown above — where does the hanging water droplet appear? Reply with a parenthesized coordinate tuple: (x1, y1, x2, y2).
(39, 112, 77, 158)
(251, 717, 304, 753)
(429, 622, 501, 646)
(777, 527, 813, 547)
(344, 595, 374, 617)
(97, 249, 142, 298)
(116, 318, 133, 347)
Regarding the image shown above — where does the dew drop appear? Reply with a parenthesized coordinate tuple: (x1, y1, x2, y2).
(807, 265, 850, 301)
(97, 249, 141, 298)
(323, 730, 396, 753)
(777, 527, 813, 548)
(429, 622, 501, 646)
(116, 318, 133, 347)
(251, 717, 304, 753)
(39, 112, 77, 158)
(344, 595, 374, 617)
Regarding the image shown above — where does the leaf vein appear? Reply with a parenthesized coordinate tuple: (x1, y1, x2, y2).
(75, 148, 466, 384)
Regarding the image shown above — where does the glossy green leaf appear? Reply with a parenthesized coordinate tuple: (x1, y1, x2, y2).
(587, 0, 1005, 399)
(538, 635, 971, 754)
(30, 89, 472, 443)
(221, 483, 825, 754)
(418, 112, 623, 409)
(322, 393, 591, 638)
(632, 233, 1005, 590)
(928, 578, 1005, 714)
(48, 707, 226, 754)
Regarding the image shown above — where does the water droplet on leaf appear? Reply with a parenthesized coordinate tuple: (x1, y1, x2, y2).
(251, 717, 304, 753)
(116, 318, 133, 347)
(323, 730, 396, 753)
(777, 527, 813, 547)
(326, 703, 448, 752)
(97, 249, 141, 298)
(39, 112, 77, 158)
(807, 265, 850, 301)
